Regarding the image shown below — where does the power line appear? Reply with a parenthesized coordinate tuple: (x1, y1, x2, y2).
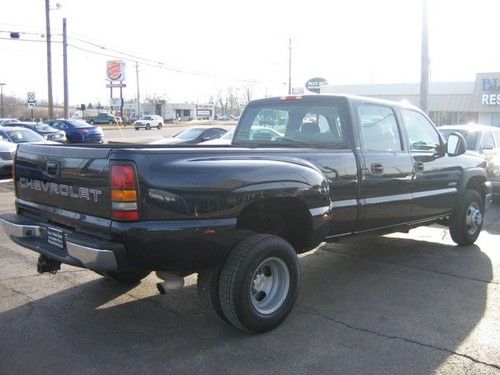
(0, 26, 259, 83)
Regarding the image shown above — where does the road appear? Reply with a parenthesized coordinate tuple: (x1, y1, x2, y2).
(0, 165, 499, 373)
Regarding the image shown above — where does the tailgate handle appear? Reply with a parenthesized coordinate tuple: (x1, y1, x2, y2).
(46, 161, 61, 177)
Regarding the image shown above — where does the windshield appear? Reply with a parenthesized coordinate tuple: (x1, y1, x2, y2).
(233, 101, 347, 148)
(67, 120, 92, 128)
(6, 129, 45, 143)
(141, 116, 154, 120)
(175, 128, 205, 139)
(440, 129, 478, 151)
(35, 124, 56, 132)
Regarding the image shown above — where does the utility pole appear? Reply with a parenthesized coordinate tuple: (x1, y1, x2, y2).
(45, 0, 54, 119)
(63, 18, 68, 119)
(288, 38, 292, 95)
(419, 0, 429, 113)
(0, 83, 5, 118)
(136, 62, 141, 117)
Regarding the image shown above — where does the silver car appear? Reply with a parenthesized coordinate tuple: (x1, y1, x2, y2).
(0, 139, 16, 177)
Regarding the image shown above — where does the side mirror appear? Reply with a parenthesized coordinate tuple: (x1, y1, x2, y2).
(447, 132, 467, 156)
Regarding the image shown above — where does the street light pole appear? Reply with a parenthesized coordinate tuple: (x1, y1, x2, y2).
(136, 62, 141, 117)
(288, 38, 292, 95)
(63, 17, 69, 119)
(0, 83, 5, 118)
(419, 0, 429, 113)
(45, 0, 54, 119)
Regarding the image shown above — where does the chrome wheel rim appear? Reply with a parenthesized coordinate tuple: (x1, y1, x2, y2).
(250, 257, 290, 315)
(465, 202, 482, 235)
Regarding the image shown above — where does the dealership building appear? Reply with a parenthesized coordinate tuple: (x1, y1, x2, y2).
(321, 72, 500, 126)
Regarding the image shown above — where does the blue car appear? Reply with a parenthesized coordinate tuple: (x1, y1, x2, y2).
(47, 119, 104, 144)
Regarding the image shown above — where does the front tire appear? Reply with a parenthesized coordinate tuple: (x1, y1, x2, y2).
(108, 120, 114, 125)
(146, 123, 151, 130)
(157, 123, 163, 129)
(449, 189, 484, 246)
(89, 120, 95, 125)
(98, 270, 150, 283)
(219, 234, 300, 333)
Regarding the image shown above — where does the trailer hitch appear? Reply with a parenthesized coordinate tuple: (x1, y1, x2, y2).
(37, 255, 61, 274)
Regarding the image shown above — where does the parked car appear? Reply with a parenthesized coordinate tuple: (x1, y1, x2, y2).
(134, 115, 164, 130)
(200, 126, 283, 145)
(487, 154, 500, 199)
(85, 112, 122, 125)
(0, 118, 20, 126)
(0, 139, 16, 177)
(439, 124, 500, 197)
(150, 126, 227, 145)
(46, 119, 104, 144)
(0, 127, 57, 144)
(439, 124, 500, 156)
(0, 95, 492, 333)
(3, 122, 66, 142)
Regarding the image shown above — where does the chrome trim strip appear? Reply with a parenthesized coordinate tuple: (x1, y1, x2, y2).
(412, 187, 457, 199)
(331, 199, 358, 208)
(309, 206, 330, 216)
(0, 218, 44, 238)
(365, 193, 413, 205)
(66, 241, 118, 270)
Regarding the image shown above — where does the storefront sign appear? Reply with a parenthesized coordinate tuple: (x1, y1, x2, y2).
(106, 60, 126, 82)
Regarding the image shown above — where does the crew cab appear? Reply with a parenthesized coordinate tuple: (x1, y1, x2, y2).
(0, 95, 492, 333)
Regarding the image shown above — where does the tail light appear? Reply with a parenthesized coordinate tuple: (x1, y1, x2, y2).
(110, 164, 139, 221)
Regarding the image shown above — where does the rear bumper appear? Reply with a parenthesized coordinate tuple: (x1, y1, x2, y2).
(0, 212, 243, 272)
(0, 213, 124, 271)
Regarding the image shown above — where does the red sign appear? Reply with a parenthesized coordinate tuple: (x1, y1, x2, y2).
(106, 60, 126, 81)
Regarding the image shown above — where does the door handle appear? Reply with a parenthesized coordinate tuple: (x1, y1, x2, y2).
(414, 162, 424, 172)
(370, 163, 384, 175)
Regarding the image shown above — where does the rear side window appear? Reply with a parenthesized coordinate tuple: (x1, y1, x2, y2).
(358, 104, 402, 152)
(401, 109, 441, 152)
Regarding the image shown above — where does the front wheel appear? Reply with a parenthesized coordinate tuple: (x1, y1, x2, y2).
(108, 120, 114, 125)
(89, 120, 95, 125)
(146, 123, 151, 130)
(449, 189, 484, 246)
(219, 234, 300, 333)
(157, 123, 163, 129)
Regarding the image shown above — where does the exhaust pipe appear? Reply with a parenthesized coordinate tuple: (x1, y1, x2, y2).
(156, 271, 185, 294)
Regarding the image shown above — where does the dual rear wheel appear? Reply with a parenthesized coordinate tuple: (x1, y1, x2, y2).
(198, 234, 300, 333)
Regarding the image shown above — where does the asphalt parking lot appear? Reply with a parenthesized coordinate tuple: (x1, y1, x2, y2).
(0, 177, 499, 374)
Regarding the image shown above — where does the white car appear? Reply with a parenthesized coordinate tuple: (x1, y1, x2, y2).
(134, 115, 164, 130)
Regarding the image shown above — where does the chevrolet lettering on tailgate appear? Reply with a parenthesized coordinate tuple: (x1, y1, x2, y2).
(18, 178, 102, 202)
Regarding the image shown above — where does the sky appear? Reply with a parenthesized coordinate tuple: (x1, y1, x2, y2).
(1, 0, 500, 107)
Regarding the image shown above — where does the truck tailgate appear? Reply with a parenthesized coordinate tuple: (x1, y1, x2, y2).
(15, 144, 112, 219)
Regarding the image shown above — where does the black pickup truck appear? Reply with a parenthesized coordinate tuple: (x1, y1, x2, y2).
(0, 95, 492, 333)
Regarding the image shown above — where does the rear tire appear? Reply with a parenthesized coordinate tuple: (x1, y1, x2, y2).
(157, 123, 163, 129)
(146, 123, 151, 130)
(134, 127, 139, 131)
(197, 268, 226, 321)
(98, 270, 150, 283)
(219, 234, 300, 333)
(108, 120, 114, 125)
(449, 189, 484, 246)
(89, 120, 95, 125)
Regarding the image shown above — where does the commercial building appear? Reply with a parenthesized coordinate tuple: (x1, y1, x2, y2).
(321, 72, 500, 126)
(122, 102, 215, 121)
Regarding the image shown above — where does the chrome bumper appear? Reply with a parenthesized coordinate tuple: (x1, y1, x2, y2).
(0, 216, 119, 271)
